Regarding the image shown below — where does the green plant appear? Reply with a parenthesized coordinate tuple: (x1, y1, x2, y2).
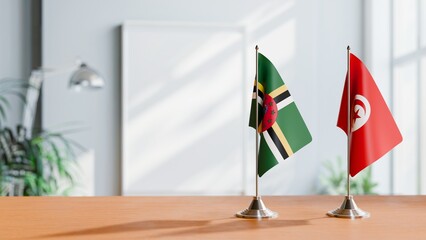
(318, 156, 378, 195)
(0, 125, 82, 196)
(0, 78, 81, 196)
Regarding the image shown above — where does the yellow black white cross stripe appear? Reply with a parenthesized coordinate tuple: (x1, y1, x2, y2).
(252, 82, 295, 161)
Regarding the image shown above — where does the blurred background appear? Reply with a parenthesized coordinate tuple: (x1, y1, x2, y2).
(0, 0, 424, 196)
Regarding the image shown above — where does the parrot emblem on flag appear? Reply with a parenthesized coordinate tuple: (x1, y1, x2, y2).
(260, 94, 278, 132)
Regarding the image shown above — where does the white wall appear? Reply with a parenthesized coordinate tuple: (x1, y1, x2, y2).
(0, 0, 31, 127)
(315, 1, 364, 192)
(43, 0, 363, 195)
(365, 0, 426, 195)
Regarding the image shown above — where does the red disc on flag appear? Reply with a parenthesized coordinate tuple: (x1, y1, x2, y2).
(260, 94, 278, 132)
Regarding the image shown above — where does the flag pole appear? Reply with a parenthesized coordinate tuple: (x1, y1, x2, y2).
(255, 45, 259, 198)
(236, 45, 277, 219)
(326, 46, 369, 219)
(346, 45, 351, 198)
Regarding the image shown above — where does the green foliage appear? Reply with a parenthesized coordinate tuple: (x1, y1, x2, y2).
(0, 78, 81, 196)
(319, 156, 378, 195)
(0, 125, 81, 196)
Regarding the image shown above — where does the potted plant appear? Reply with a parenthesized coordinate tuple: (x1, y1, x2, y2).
(318, 156, 378, 195)
(0, 78, 80, 196)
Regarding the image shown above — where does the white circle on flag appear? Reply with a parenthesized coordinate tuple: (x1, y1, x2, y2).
(351, 94, 371, 132)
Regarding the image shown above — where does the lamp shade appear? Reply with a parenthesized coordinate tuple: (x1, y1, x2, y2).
(69, 63, 104, 90)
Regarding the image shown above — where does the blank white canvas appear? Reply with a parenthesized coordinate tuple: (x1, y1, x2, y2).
(122, 22, 247, 195)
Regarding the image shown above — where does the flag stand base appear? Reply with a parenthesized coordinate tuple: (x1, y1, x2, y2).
(236, 196, 278, 219)
(327, 195, 370, 219)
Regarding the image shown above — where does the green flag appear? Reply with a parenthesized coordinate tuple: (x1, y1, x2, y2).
(249, 53, 312, 177)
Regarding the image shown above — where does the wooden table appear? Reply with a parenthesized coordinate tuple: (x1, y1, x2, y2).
(1, 196, 425, 239)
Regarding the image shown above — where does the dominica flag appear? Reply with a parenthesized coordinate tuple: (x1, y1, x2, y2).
(249, 53, 312, 177)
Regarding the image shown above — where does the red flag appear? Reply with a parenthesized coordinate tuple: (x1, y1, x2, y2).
(337, 53, 402, 177)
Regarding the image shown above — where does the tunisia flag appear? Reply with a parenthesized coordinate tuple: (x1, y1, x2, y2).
(337, 53, 402, 177)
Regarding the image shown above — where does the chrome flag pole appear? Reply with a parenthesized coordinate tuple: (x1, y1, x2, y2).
(236, 45, 277, 219)
(327, 46, 369, 219)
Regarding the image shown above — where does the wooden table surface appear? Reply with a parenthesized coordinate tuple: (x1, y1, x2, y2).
(0, 196, 425, 239)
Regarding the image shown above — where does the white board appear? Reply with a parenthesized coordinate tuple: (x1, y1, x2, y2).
(121, 21, 248, 195)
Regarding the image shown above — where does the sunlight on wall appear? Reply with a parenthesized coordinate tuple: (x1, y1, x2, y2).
(172, 31, 244, 79)
(393, 0, 418, 58)
(258, 20, 295, 70)
(241, 0, 294, 31)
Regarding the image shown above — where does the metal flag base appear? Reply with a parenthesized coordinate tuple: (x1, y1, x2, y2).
(327, 195, 370, 219)
(236, 196, 278, 219)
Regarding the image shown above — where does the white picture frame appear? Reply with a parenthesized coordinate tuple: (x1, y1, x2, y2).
(121, 21, 249, 195)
